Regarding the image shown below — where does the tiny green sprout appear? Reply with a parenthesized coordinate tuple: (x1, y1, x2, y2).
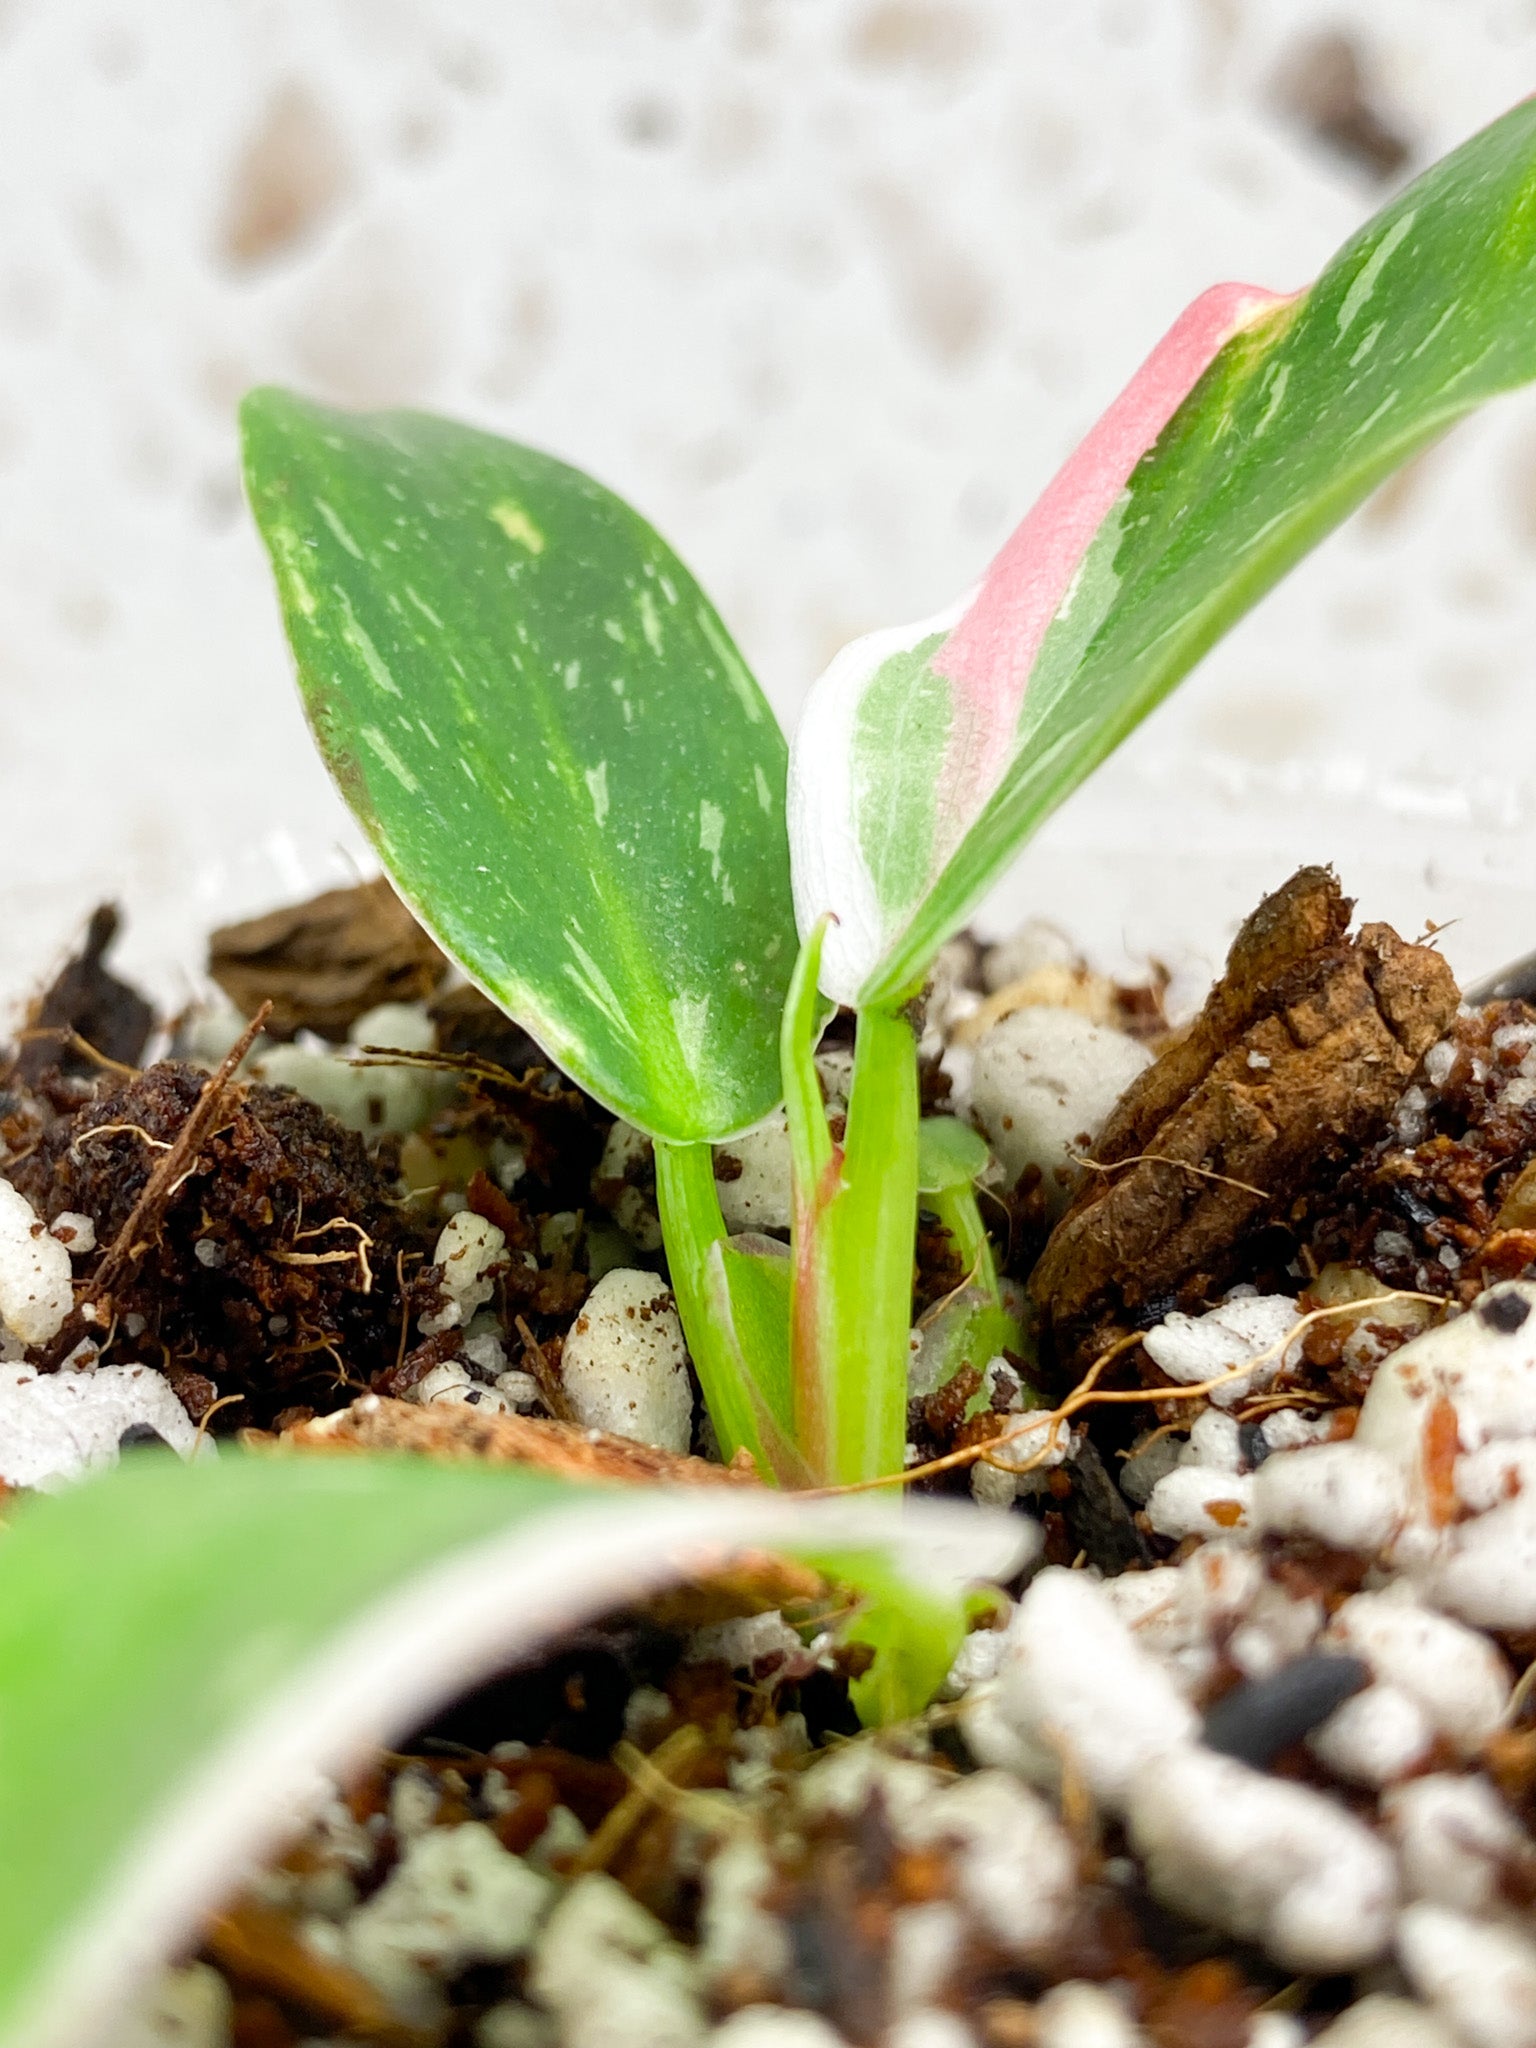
(241, 101, 1536, 1713)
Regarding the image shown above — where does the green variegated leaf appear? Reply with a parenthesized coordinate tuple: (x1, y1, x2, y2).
(790, 98, 1536, 1007)
(242, 393, 795, 1142)
(0, 1453, 1031, 2046)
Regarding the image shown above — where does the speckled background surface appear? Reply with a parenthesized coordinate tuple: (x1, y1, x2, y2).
(3, 1, 1535, 1012)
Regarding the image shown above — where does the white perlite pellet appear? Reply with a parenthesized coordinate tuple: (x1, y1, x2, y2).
(122, 1961, 232, 2048)
(1306, 1682, 1434, 1789)
(419, 1210, 508, 1335)
(882, 2012, 976, 2048)
(1416, 1492, 1536, 1630)
(49, 1210, 95, 1254)
(0, 1177, 74, 1347)
(697, 1836, 790, 1996)
(594, 1122, 664, 1253)
(0, 1360, 200, 1489)
(708, 2010, 845, 2048)
(992, 1567, 1198, 1803)
(1032, 1979, 1144, 2047)
(1324, 1591, 1511, 1752)
(711, 1052, 850, 1235)
(1354, 1281, 1536, 1513)
(1251, 1442, 1406, 1555)
(969, 1005, 1151, 1215)
(799, 1748, 1075, 1964)
(476, 2005, 556, 2048)
(1398, 1902, 1536, 2048)
(1308, 1996, 1455, 2048)
(1124, 1745, 1397, 1972)
(1141, 1293, 1300, 1411)
(559, 1269, 693, 1453)
(1144, 1463, 1253, 1542)
(342, 1821, 550, 2017)
(688, 1611, 803, 1673)
(529, 1872, 706, 2048)
(1384, 1773, 1536, 1915)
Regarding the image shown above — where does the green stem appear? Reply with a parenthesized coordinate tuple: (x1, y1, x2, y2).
(783, 929, 919, 1487)
(653, 1138, 749, 1461)
(930, 1182, 1000, 1302)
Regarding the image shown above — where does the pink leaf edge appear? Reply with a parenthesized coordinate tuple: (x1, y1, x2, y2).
(933, 281, 1296, 824)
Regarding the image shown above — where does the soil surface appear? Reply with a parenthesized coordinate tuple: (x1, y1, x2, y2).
(6, 875, 1536, 2047)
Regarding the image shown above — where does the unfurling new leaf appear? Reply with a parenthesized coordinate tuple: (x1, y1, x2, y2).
(789, 99, 1536, 1008)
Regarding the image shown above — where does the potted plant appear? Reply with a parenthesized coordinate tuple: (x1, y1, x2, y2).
(4, 96, 1536, 2048)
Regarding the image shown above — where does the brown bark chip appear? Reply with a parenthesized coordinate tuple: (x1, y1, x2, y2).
(1031, 868, 1459, 1362)
(8, 903, 154, 1085)
(208, 878, 447, 1042)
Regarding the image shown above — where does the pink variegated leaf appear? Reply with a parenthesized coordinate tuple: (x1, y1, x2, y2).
(790, 98, 1536, 1007)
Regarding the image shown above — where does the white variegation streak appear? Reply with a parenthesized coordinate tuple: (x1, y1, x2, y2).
(787, 595, 969, 1007)
(789, 283, 1288, 1008)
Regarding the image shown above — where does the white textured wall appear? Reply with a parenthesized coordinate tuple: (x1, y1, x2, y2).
(3, 0, 1536, 1010)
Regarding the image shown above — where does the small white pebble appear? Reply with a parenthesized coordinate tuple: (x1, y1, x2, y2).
(1398, 1901, 1536, 2048)
(1125, 1744, 1397, 1971)
(1252, 1443, 1405, 1555)
(388, 1766, 440, 1840)
(712, 1116, 792, 1235)
(1247, 2019, 1305, 2048)
(888, 1903, 965, 2013)
(798, 1749, 1074, 1961)
(560, 1269, 692, 1453)
(0, 1178, 75, 1347)
(995, 1568, 1199, 1803)
(1259, 1409, 1333, 1455)
(1227, 1579, 1325, 1682)
(697, 1835, 789, 1993)
(461, 1314, 510, 1378)
(1425, 1040, 1457, 1089)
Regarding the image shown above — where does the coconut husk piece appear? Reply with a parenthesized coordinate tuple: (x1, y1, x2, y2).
(209, 878, 447, 1042)
(266, 1393, 758, 1488)
(1031, 866, 1460, 1369)
(263, 1396, 829, 1622)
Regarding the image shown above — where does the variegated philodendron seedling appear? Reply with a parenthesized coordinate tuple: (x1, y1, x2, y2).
(244, 100, 1536, 1503)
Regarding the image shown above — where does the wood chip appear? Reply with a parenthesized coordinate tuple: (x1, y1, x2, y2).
(1032, 868, 1460, 1366)
(209, 878, 447, 1042)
